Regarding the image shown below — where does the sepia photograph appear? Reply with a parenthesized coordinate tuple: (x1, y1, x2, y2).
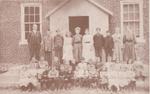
(0, 0, 149, 94)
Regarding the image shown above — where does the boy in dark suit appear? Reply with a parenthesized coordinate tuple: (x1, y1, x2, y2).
(93, 28, 104, 62)
(104, 31, 114, 62)
(54, 29, 64, 64)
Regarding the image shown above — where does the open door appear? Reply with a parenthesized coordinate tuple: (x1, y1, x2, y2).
(69, 16, 89, 35)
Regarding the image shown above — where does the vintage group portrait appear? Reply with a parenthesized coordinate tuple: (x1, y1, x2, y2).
(0, 0, 149, 94)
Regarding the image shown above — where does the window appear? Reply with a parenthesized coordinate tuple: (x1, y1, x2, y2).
(121, 0, 144, 41)
(20, 3, 42, 45)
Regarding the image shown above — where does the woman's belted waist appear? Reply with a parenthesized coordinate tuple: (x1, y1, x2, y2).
(84, 41, 90, 43)
(125, 40, 134, 43)
(74, 41, 82, 44)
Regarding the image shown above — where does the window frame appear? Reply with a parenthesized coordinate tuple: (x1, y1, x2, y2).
(120, 0, 144, 43)
(20, 3, 42, 45)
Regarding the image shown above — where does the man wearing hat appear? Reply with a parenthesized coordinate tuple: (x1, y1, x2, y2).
(54, 29, 64, 64)
(104, 30, 114, 62)
(72, 27, 82, 63)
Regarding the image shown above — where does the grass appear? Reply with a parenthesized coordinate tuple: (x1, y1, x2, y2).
(0, 87, 149, 94)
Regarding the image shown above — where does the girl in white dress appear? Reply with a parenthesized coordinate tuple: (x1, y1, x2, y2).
(63, 32, 74, 63)
(82, 29, 95, 62)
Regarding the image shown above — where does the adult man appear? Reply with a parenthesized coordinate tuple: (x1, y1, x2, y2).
(54, 29, 64, 64)
(93, 27, 104, 62)
(43, 29, 54, 66)
(27, 24, 41, 60)
(72, 27, 82, 63)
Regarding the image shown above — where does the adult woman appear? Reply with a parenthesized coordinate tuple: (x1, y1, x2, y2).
(123, 26, 136, 64)
(63, 32, 74, 63)
(82, 29, 95, 62)
(112, 27, 122, 63)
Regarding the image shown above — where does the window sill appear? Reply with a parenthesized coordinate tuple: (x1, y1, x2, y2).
(19, 40, 28, 45)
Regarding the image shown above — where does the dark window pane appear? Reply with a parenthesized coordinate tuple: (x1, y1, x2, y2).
(25, 24, 30, 31)
(30, 15, 34, 22)
(123, 13, 128, 20)
(123, 5, 128, 13)
(25, 31, 29, 39)
(129, 13, 134, 20)
(35, 7, 39, 14)
(135, 13, 139, 20)
(30, 7, 34, 14)
(135, 4, 139, 12)
(123, 22, 128, 34)
(24, 7, 29, 14)
(129, 4, 134, 12)
(35, 15, 40, 22)
(24, 15, 29, 22)
(135, 22, 140, 36)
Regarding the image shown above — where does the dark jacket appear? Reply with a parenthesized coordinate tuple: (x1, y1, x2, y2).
(43, 34, 54, 52)
(27, 31, 41, 46)
(104, 35, 114, 50)
(93, 33, 104, 48)
(54, 35, 64, 47)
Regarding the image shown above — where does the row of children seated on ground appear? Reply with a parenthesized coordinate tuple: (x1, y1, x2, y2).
(18, 56, 146, 92)
(19, 56, 101, 91)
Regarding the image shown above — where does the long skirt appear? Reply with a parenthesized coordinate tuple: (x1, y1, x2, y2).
(123, 42, 136, 62)
(82, 43, 95, 62)
(63, 45, 74, 62)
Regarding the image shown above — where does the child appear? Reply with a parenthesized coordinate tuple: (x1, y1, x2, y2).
(39, 56, 49, 70)
(19, 66, 30, 91)
(53, 57, 60, 70)
(74, 58, 88, 87)
(48, 67, 59, 78)
(87, 61, 98, 88)
(87, 62, 97, 78)
(29, 57, 39, 69)
(133, 58, 146, 81)
(104, 30, 114, 62)
(48, 67, 59, 90)
(19, 65, 39, 91)
(93, 27, 104, 62)
(76, 58, 88, 78)
(54, 29, 64, 64)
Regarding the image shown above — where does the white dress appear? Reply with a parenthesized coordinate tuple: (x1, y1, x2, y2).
(63, 37, 74, 61)
(112, 33, 122, 63)
(82, 34, 95, 62)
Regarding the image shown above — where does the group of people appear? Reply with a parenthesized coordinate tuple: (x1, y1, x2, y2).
(19, 56, 99, 91)
(27, 24, 136, 67)
(19, 55, 143, 92)
(19, 24, 139, 91)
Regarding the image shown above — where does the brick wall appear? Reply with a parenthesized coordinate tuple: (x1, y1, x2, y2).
(0, 0, 149, 64)
(0, 0, 59, 63)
